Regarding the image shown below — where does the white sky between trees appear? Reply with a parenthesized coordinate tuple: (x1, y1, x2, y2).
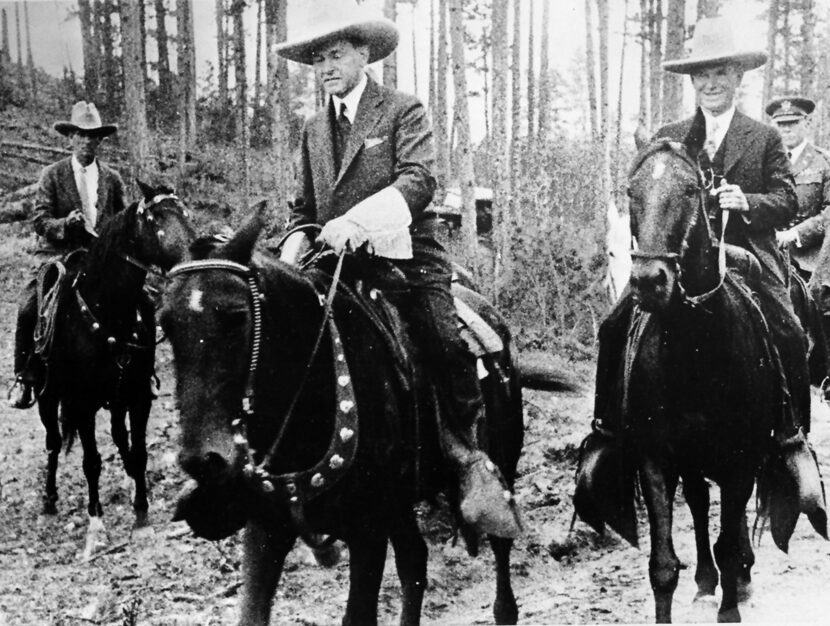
(5, 0, 828, 142)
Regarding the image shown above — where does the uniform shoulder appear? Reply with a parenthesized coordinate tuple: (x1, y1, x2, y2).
(812, 144, 830, 164)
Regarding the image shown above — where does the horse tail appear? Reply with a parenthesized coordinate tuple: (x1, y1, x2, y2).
(60, 407, 77, 454)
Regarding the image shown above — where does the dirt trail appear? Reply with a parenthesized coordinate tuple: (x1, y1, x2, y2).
(1, 223, 830, 625)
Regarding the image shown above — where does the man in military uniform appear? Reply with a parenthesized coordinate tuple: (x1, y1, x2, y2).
(768, 97, 830, 279)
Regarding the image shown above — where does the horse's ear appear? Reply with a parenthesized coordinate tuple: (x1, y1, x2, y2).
(634, 123, 650, 151)
(222, 200, 269, 265)
(136, 179, 155, 200)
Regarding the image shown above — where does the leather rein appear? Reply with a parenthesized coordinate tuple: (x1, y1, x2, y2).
(629, 149, 728, 307)
(167, 253, 362, 539)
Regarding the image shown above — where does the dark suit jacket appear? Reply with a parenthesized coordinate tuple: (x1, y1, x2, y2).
(656, 109, 797, 285)
(289, 76, 437, 239)
(788, 142, 830, 271)
(33, 156, 127, 255)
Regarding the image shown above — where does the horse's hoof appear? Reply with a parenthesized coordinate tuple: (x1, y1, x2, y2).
(717, 607, 741, 623)
(692, 592, 718, 604)
(132, 524, 155, 542)
(133, 509, 150, 529)
(42, 500, 57, 515)
(737, 580, 753, 603)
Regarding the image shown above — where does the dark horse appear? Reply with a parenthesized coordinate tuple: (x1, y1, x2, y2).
(161, 207, 524, 625)
(601, 140, 808, 622)
(37, 181, 194, 560)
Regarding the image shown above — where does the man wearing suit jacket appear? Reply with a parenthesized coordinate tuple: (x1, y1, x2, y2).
(275, 3, 519, 538)
(9, 101, 126, 409)
(767, 96, 830, 277)
(585, 18, 822, 515)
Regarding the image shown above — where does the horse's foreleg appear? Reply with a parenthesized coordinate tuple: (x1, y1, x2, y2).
(641, 458, 680, 624)
(127, 400, 151, 527)
(343, 532, 388, 626)
(737, 512, 754, 591)
(239, 520, 295, 626)
(389, 507, 427, 626)
(490, 536, 518, 625)
(39, 400, 61, 514)
(682, 475, 718, 598)
(714, 478, 754, 623)
(77, 410, 106, 561)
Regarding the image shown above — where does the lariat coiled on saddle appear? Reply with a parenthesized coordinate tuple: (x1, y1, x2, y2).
(33, 261, 67, 358)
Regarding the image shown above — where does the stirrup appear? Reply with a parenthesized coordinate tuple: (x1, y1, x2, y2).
(821, 377, 830, 403)
(7, 377, 36, 409)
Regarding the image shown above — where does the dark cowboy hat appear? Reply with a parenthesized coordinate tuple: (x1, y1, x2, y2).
(53, 101, 118, 137)
(765, 96, 817, 122)
(275, 0, 398, 65)
(662, 17, 767, 74)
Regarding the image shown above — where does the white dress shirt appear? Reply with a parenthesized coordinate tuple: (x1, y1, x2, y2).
(701, 104, 736, 156)
(788, 139, 808, 165)
(71, 155, 99, 229)
(331, 72, 368, 124)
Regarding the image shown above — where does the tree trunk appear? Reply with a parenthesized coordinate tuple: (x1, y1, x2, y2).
(119, 0, 150, 180)
(383, 0, 397, 88)
(78, 0, 98, 99)
(537, 0, 551, 142)
(155, 0, 173, 108)
(254, 0, 264, 108)
(24, 0, 36, 99)
(614, 0, 631, 200)
(585, 0, 598, 141)
(781, 1, 791, 93)
(1, 9, 9, 65)
(597, 0, 611, 219)
(509, 0, 521, 198)
(449, 0, 477, 267)
(265, 0, 291, 225)
(527, 0, 536, 140)
(662, 0, 684, 122)
(638, 0, 650, 129)
(800, 0, 816, 95)
(99, 0, 118, 114)
(648, 0, 663, 129)
(764, 0, 779, 105)
(216, 0, 229, 110)
(491, 0, 510, 291)
(411, 8, 418, 96)
(177, 0, 197, 181)
(231, 0, 249, 206)
(14, 3, 23, 90)
(434, 0, 450, 191)
(139, 0, 147, 82)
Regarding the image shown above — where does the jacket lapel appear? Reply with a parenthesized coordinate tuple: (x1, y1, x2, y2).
(334, 78, 384, 188)
(308, 104, 338, 208)
(723, 111, 755, 178)
(95, 162, 108, 225)
(793, 143, 814, 176)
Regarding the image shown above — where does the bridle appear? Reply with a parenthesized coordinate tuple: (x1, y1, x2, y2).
(628, 143, 728, 307)
(122, 193, 191, 277)
(167, 255, 361, 536)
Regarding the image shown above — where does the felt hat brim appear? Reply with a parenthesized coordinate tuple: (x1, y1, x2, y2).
(275, 19, 399, 65)
(662, 51, 768, 74)
(53, 122, 118, 137)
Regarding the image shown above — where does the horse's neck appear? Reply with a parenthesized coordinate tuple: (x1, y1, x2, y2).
(680, 214, 721, 298)
(78, 246, 146, 325)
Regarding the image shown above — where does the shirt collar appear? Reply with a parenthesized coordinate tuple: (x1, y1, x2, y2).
(71, 155, 98, 175)
(788, 139, 808, 163)
(331, 72, 368, 124)
(701, 104, 736, 132)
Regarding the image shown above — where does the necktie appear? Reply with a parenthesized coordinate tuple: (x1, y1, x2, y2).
(335, 102, 351, 173)
(787, 151, 793, 161)
(705, 118, 719, 160)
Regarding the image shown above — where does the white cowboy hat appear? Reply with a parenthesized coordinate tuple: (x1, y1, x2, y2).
(662, 17, 767, 74)
(53, 101, 118, 137)
(275, 0, 398, 65)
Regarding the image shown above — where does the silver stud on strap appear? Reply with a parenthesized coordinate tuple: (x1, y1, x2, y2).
(311, 473, 325, 488)
(329, 454, 344, 469)
(339, 400, 354, 413)
(339, 427, 354, 442)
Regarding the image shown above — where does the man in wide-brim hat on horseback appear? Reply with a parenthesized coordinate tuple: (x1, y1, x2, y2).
(580, 17, 825, 537)
(275, 1, 520, 539)
(9, 101, 126, 409)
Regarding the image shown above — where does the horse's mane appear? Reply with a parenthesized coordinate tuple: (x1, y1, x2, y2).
(81, 205, 137, 274)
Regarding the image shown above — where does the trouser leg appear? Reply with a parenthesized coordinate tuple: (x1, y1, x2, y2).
(14, 279, 38, 380)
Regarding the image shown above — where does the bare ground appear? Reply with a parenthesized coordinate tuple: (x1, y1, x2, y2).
(1, 223, 830, 625)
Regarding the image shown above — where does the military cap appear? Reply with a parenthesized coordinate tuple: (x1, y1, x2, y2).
(765, 96, 816, 122)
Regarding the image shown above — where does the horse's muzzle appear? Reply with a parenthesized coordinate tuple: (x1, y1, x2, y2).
(630, 259, 676, 312)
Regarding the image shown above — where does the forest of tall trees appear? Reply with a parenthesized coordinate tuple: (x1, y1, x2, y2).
(1, 0, 829, 348)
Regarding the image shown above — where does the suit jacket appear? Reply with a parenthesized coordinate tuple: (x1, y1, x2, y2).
(656, 109, 797, 285)
(289, 77, 437, 240)
(33, 156, 127, 255)
(787, 142, 830, 272)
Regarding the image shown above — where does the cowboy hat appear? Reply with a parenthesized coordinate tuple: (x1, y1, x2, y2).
(765, 96, 816, 122)
(53, 101, 118, 137)
(275, 1, 398, 65)
(662, 16, 767, 74)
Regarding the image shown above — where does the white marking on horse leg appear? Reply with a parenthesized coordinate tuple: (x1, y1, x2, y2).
(81, 515, 108, 562)
(188, 289, 203, 312)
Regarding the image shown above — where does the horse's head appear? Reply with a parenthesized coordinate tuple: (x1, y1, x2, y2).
(131, 179, 196, 271)
(627, 140, 712, 312)
(161, 204, 268, 538)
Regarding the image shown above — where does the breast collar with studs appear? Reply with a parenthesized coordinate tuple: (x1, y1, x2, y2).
(167, 256, 359, 509)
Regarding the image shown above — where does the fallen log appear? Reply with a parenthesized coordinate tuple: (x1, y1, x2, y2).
(517, 352, 582, 393)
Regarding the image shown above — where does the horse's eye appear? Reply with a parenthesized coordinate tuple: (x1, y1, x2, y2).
(626, 187, 633, 198)
(684, 184, 697, 197)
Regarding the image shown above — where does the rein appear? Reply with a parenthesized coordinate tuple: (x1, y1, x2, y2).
(629, 145, 728, 307)
(168, 253, 360, 521)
